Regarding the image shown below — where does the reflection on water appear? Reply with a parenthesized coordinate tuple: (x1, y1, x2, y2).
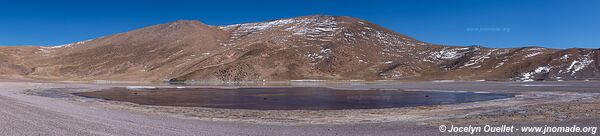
(75, 87, 514, 110)
(90, 80, 381, 87)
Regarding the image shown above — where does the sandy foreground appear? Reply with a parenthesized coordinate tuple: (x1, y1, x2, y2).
(1, 80, 600, 135)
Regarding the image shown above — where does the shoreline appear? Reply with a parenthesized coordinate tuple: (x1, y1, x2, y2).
(2, 80, 600, 135)
(22, 80, 600, 125)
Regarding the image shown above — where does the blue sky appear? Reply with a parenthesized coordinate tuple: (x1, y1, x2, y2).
(1, 0, 598, 48)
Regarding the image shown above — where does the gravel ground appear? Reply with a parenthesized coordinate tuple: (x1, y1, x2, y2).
(2, 80, 600, 135)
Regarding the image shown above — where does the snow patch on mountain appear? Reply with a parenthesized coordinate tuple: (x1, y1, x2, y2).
(463, 51, 492, 68)
(37, 39, 93, 55)
(566, 57, 594, 75)
(525, 52, 543, 58)
(560, 54, 570, 60)
(43, 39, 92, 49)
(520, 66, 551, 82)
(431, 47, 470, 60)
(222, 16, 344, 43)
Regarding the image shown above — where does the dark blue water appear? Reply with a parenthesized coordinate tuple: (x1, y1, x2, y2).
(75, 87, 514, 110)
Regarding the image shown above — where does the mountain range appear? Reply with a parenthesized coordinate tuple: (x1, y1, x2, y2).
(1, 15, 598, 82)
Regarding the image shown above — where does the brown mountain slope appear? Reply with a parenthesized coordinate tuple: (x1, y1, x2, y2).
(0, 46, 38, 76)
(26, 20, 229, 80)
(0, 15, 598, 81)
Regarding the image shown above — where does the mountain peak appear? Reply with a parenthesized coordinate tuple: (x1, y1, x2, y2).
(164, 20, 208, 28)
(172, 19, 203, 24)
(6, 15, 597, 82)
(219, 15, 373, 33)
(221, 15, 367, 28)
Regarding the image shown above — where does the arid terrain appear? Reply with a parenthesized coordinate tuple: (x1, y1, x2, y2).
(1, 80, 600, 135)
(0, 15, 598, 82)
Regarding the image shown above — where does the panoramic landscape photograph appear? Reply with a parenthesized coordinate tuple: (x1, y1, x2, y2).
(1, 0, 599, 135)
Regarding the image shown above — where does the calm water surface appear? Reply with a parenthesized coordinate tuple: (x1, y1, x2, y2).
(75, 87, 514, 110)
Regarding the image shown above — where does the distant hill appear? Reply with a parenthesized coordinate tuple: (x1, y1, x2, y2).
(0, 15, 598, 82)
